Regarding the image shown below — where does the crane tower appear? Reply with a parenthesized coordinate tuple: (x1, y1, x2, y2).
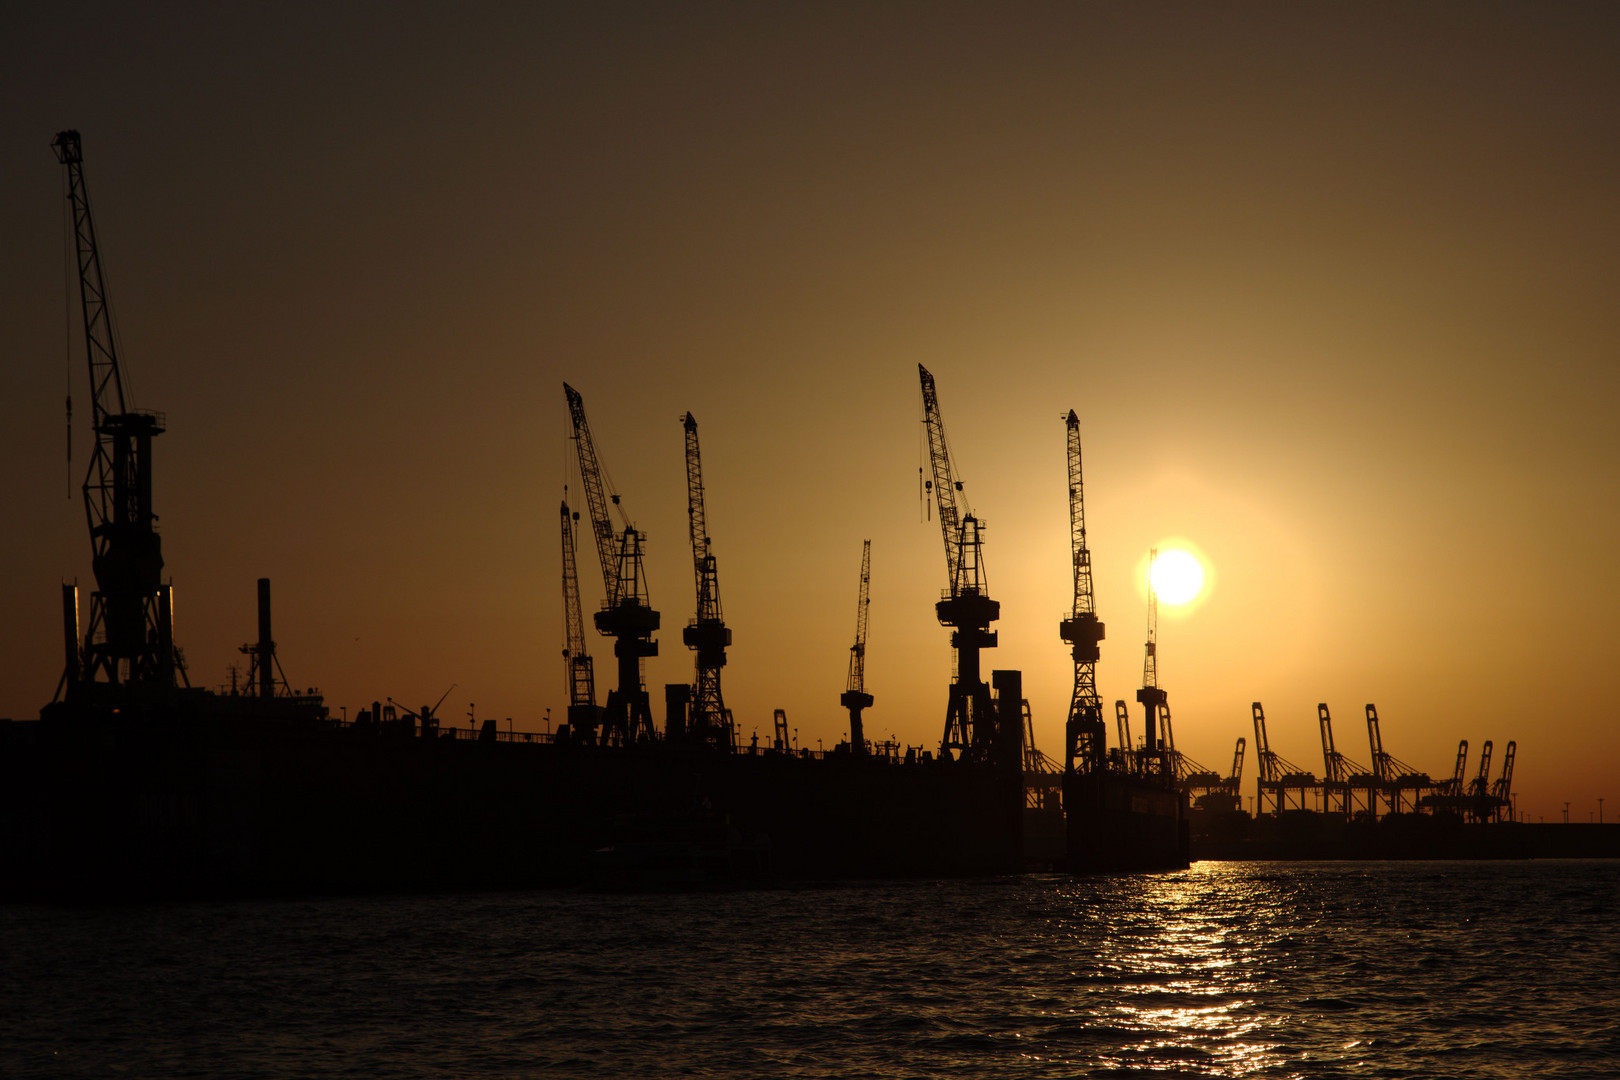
(1059, 410, 1107, 777)
(839, 540, 873, 755)
(681, 413, 733, 750)
(1135, 550, 1167, 771)
(560, 498, 598, 736)
(52, 130, 181, 703)
(918, 365, 998, 762)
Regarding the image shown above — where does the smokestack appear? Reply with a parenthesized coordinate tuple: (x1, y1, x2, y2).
(257, 577, 273, 699)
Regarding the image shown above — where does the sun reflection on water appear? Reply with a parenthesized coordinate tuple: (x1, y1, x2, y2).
(1041, 864, 1302, 1076)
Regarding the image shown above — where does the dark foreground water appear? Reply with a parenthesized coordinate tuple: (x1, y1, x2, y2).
(3, 861, 1617, 1078)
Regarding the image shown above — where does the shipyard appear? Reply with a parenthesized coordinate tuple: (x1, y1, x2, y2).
(4, 130, 1615, 903)
(5, 8, 1620, 1079)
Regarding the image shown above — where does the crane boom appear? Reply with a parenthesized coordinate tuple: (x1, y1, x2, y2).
(560, 499, 595, 714)
(917, 365, 998, 761)
(53, 129, 178, 699)
(563, 383, 623, 604)
(562, 383, 657, 745)
(681, 413, 732, 749)
(840, 539, 873, 755)
(1060, 410, 1106, 777)
(918, 364, 964, 592)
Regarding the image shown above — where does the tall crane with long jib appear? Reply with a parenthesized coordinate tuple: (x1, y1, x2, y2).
(563, 383, 658, 745)
(52, 130, 181, 703)
(681, 413, 732, 750)
(559, 498, 597, 735)
(1060, 410, 1107, 778)
(840, 540, 873, 755)
(918, 364, 998, 762)
(1136, 549, 1167, 773)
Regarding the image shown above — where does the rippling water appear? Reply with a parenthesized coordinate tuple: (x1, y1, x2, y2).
(4, 862, 1617, 1078)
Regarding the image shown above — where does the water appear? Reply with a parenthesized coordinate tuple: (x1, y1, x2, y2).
(3, 862, 1616, 1078)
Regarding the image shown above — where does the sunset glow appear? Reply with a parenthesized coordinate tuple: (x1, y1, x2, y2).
(1151, 549, 1206, 606)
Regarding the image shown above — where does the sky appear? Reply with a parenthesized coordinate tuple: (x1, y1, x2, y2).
(3, 3, 1617, 824)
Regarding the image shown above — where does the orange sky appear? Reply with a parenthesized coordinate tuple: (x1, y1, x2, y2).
(3, 4, 1617, 824)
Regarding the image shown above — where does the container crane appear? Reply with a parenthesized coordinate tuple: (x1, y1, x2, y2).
(839, 540, 873, 756)
(1059, 410, 1107, 777)
(1449, 740, 1469, 797)
(1228, 737, 1246, 799)
(1365, 704, 1434, 815)
(1470, 740, 1495, 799)
(559, 498, 597, 738)
(1490, 740, 1516, 822)
(1252, 702, 1318, 814)
(918, 365, 998, 762)
(563, 383, 658, 745)
(1114, 700, 1133, 771)
(1135, 550, 1167, 773)
(1318, 703, 1370, 817)
(52, 130, 180, 703)
(681, 413, 732, 750)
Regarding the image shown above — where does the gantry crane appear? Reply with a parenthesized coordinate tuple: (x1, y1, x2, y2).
(560, 498, 598, 736)
(1490, 740, 1516, 822)
(1252, 702, 1319, 814)
(1135, 550, 1167, 773)
(1318, 703, 1372, 818)
(1465, 739, 1496, 822)
(1365, 704, 1435, 815)
(681, 413, 733, 750)
(52, 130, 181, 703)
(1449, 740, 1469, 797)
(563, 383, 658, 745)
(918, 365, 998, 762)
(1059, 410, 1107, 777)
(1113, 700, 1133, 771)
(839, 540, 873, 755)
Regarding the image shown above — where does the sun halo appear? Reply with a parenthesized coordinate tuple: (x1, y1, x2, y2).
(1150, 548, 1205, 606)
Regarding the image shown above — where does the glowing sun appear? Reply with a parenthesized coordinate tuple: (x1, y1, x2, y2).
(1150, 549, 1205, 606)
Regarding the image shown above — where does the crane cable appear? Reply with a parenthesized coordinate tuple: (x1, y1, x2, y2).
(62, 165, 72, 499)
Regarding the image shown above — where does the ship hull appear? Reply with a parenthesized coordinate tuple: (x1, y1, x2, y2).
(1063, 770, 1190, 872)
(1, 699, 1024, 900)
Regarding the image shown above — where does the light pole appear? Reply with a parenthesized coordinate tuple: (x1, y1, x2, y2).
(1600, 798, 1605, 824)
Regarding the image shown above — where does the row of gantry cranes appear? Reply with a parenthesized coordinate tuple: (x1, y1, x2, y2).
(1151, 700, 1518, 825)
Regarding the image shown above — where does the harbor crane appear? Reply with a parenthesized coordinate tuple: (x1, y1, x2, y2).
(839, 540, 873, 755)
(560, 498, 598, 736)
(564, 383, 658, 745)
(1229, 736, 1246, 796)
(1113, 700, 1133, 771)
(1490, 740, 1517, 822)
(1059, 410, 1107, 777)
(681, 413, 733, 750)
(1318, 703, 1372, 818)
(1136, 550, 1167, 774)
(1366, 704, 1434, 815)
(918, 365, 998, 762)
(52, 130, 182, 703)
(1252, 702, 1319, 814)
